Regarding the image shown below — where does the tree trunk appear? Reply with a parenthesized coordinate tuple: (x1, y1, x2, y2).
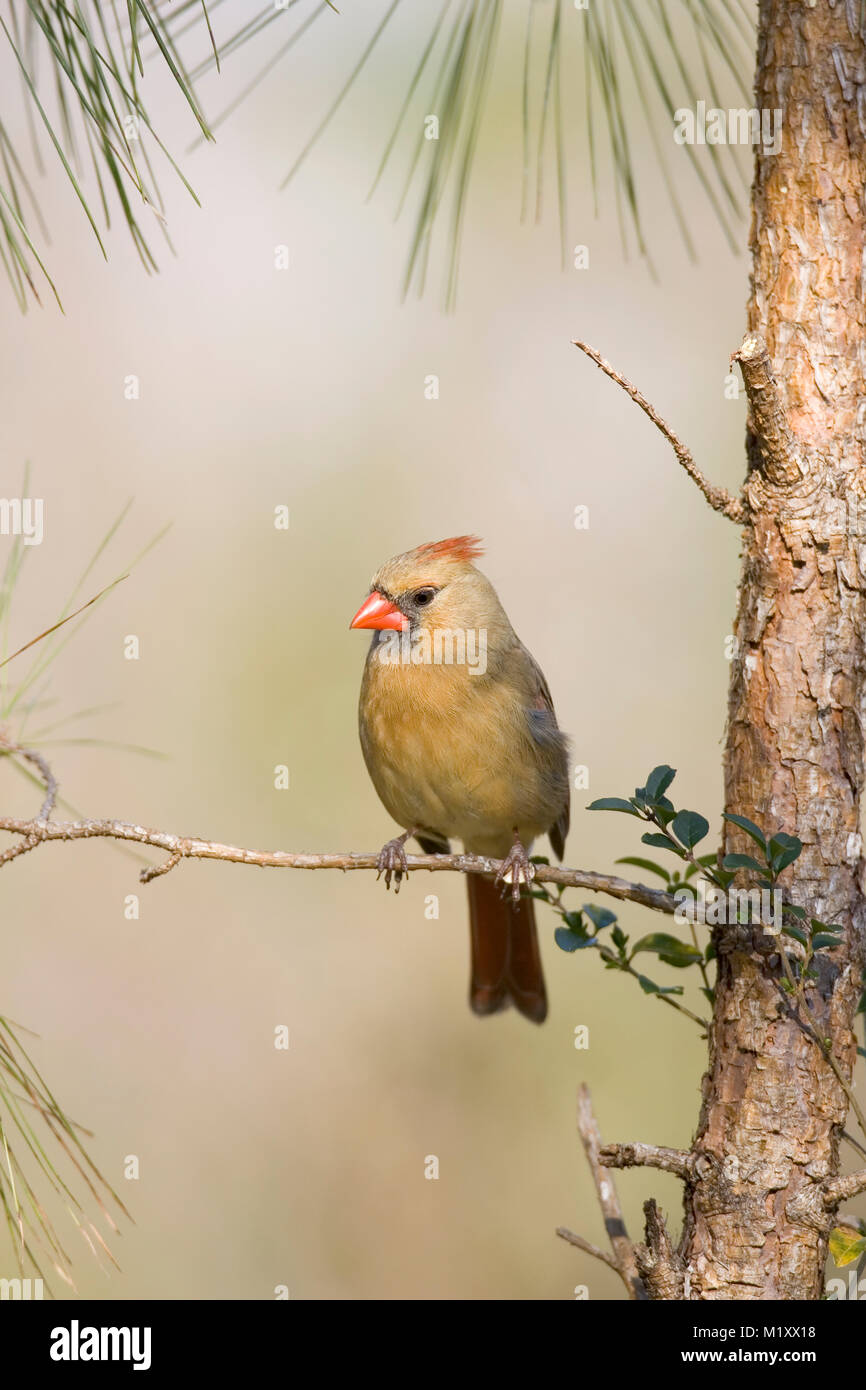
(680, 0, 866, 1299)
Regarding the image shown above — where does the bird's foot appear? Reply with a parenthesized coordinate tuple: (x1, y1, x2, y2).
(376, 831, 413, 892)
(495, 833, 536, 905)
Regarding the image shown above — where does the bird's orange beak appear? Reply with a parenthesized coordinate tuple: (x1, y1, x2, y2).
(350, 591, 407, 631)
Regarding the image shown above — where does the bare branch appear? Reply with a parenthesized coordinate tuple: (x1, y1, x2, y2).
(0, 813, 678, 912)
(2, 741, 58, 821)
(555, 1227, 619, 1270)
(731, 333, 802, 487)
(842, 1130, 866, 1161)
(599, 1142, 693, 1180)
(636, 1199, 684, 1300)
(573, 1083, 648, 1300)
(139, 850, 182, 883)
(573, 339, 748, 524)
(824, 1170, 866, 1206)
(0, 834, 40, 867)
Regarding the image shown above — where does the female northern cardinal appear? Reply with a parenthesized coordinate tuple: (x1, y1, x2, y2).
(350, 536, 570, 1023)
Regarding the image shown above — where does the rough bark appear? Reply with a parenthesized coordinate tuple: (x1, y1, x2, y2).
(682, 0, 866, 1299)
(582, 1, 866, 1300)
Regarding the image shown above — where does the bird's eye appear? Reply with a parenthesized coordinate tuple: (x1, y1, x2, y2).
(413, 587, 436, 606)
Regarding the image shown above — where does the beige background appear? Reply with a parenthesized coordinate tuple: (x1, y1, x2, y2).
(2, 1, 836, 1301)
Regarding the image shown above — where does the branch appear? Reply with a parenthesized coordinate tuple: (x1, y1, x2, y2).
(0, 813, 678, 910)
(786, 1168, 866, 1231)
(0, 742, 58, 866)
(599, 1142, 693, 1180)
(731, 333, 802, 487)
(557, 1084, 648, 1299)
(635, 1199, 685, 1300)
(573, 339, 748, 524)
(10, 744, 57, 821)
(567, 1111, 693, 1299)
(555, 1226, 619, 1270)
(824, 1170, 866, 1206)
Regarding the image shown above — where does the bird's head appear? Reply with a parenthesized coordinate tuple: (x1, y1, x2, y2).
(350, 535, 504, 636)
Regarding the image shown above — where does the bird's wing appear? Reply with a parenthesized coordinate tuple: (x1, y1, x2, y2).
(517, 642, 571, 861)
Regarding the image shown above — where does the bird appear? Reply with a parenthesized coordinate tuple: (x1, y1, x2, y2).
(350, 535, 570, 1023)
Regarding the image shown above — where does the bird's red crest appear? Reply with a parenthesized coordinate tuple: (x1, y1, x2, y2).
(414, 535, 484, 564)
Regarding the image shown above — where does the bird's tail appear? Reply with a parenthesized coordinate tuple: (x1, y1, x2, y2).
(467, 874, 548, 1024)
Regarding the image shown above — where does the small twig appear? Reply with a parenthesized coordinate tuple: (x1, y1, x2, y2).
(572, 1084, 648, 1300)
(555, 1226, 619, 1270)
(0, 740, 58, 821)
(731, 333, 802, 487)
(842, 1130, 866, 1161)
(573, 339, 748, 523)
(620, 962, 709, 1032)
(824, 1170, 866, 1206)
(644, 806, 716, 999)
(0, 835, 40, 867)
(140, 850, 182, 883)
(599, 1142, 693, 1179)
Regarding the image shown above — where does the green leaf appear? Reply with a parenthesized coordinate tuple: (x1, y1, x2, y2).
(587, 797, 641, 816)
(783, 904, 807, 920)
(562, 910, 586, 931)
(768, 833, 802, 873)
(635, 974, 684, 996)
(723, 853, 767, 875)
(645, 765, 676, 801)
(641, 832, 685, 858)
(811, 919, 842, 935)
(583, 903, 618, 931)
(671, 810, 709, 850)
(611, 925, 628, 952)
(711, 868, 736, 890)
(782, 924, 809, 947)
(830, 1227, 866, 1267)
(723, 813, 767, 851)
(630, 933, 703, 968)
(554, 927, 596, 954)
(812, 934, 841, 951)
(615, 855, 671, 883)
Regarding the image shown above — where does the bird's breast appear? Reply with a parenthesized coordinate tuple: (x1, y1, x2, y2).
(358, 655, 563, 855)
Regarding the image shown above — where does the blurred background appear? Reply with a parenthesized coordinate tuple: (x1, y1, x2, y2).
(0, 0, 826, 1301)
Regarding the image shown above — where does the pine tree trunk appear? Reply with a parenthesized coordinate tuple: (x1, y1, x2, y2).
(680, 0, 866, 1299)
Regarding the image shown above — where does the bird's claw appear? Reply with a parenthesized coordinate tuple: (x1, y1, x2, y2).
(495, 838, 535, 904)
(376, 837, 409, 892)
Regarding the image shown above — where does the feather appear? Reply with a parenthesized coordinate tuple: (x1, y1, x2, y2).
(412, 534, 484, 563)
